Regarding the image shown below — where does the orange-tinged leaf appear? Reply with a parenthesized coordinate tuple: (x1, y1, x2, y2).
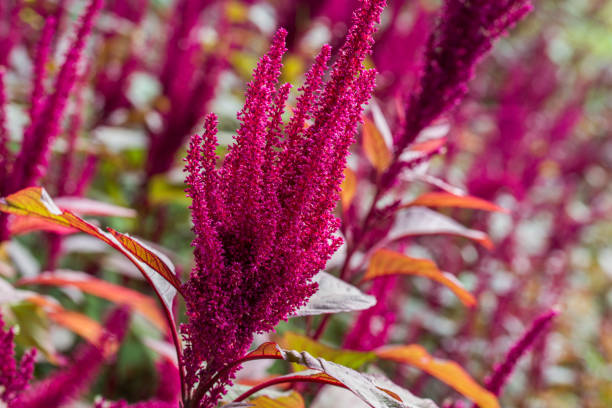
(19, 271, 167, 331)
(27, 295, 104, 345)
(248, 391, 305, 408)
(409, 137, 447, 154)
(362, 117, 392, 172)
(376, 345, 499, 408)
(364, 249, 476, 307)
(405, 192, 508, 213)
(107, 229, 182, 290)
(244, 342, 284, 360)
(239, 343, 435, 408)
(0, 187, 179, 331)
(340, 167, 357, 211)
(8, 215, 76, 236)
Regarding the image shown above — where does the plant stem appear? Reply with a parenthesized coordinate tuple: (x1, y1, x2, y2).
(234, 377, 348, 402)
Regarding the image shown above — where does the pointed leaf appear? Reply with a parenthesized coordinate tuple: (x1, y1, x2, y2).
(19, 270, 167, 331)
(238, 343, 437, 407)
(388, 207, 493, 249)
(291, 272, 376, 317)
(107, 229, 182, 291)
(362, 117, 392, 172)
(244, 342, 284, 360)
(340, 167, 357, 211)
(278, 350, 437, 408)
(8, 215, 76, 236)
(281, 332, 376, 370)
(404, 192, 507, 213)
(0, 187, 179, 329)
(364, 250, 476, 307)
(376, 345, 499, 408)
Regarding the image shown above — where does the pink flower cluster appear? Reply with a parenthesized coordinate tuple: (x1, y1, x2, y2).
(181, 0, 385, 404)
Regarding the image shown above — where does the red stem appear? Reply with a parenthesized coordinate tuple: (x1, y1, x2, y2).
(234, 376, 348, 402)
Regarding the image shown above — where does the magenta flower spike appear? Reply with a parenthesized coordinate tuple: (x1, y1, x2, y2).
(29, 17, 57, 124)
(145, 0, 223, 179)
(0, 313, 36, 406)
(11, 0, 102, 192)
(0, 1, 22, 67)
(484, 309, 558, 398)
(384, 0, 533, 187)
(181, 0, 385, 405)
(16, 306, 130, 408)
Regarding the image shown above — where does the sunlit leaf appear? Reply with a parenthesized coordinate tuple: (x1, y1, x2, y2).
(6, 193, 135, 236)
(291, 272, 376, 317)
(388, 207, 493, 249)
(0, 187, 179, 330)
(340, 167, 357, 211)
(244, 342, 284, 360)
(404, 192, 507, 213)
(238, 343, 438, 407)
(278, 349, 437, 408)
(376, 345, 499, 408)
(362, 117, 392, 172)
(8, 215, 76, 236)
(107, 229, 182, 291)
(249, 391, 305, 408)
(19, 270, 167, 331)
(363, 249, 476, 307)
(281, 332, 376, 370)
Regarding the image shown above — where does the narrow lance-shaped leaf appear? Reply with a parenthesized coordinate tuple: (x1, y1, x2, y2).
(403, 192, 508, 213)
(364, 249, 476, 307)
(237, 343, 438, 408)
(291, 271, 376, 317)
(19, 270, 167, 331)
(362, 117, 392, 172)
(387, 207, 493, 249)
(7, 195, 135, 236)
(340, 167, 357, 211)
(0, 187, 180, 327)
(376, 345, 500, 408)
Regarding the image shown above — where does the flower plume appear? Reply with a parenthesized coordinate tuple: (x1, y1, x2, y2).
(0, 313, 36, 406)
(181, 0, 385, 405)
(386, 0, 533, 186)
(484, 308, 558, 398)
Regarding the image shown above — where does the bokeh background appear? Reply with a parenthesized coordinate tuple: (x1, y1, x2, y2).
(1, 0, 611, 407)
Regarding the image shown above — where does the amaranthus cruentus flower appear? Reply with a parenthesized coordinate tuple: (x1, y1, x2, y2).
(0, 313, 36, 406)
(0, 0, 102, 242)
(181, 0, 385, 405)
(383, 0, 533, 188)
(16, 306, 130, 408)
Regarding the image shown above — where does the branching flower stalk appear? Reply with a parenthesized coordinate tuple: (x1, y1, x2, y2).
(312, 0, 533, 341)
(180, 0, 385, 405)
